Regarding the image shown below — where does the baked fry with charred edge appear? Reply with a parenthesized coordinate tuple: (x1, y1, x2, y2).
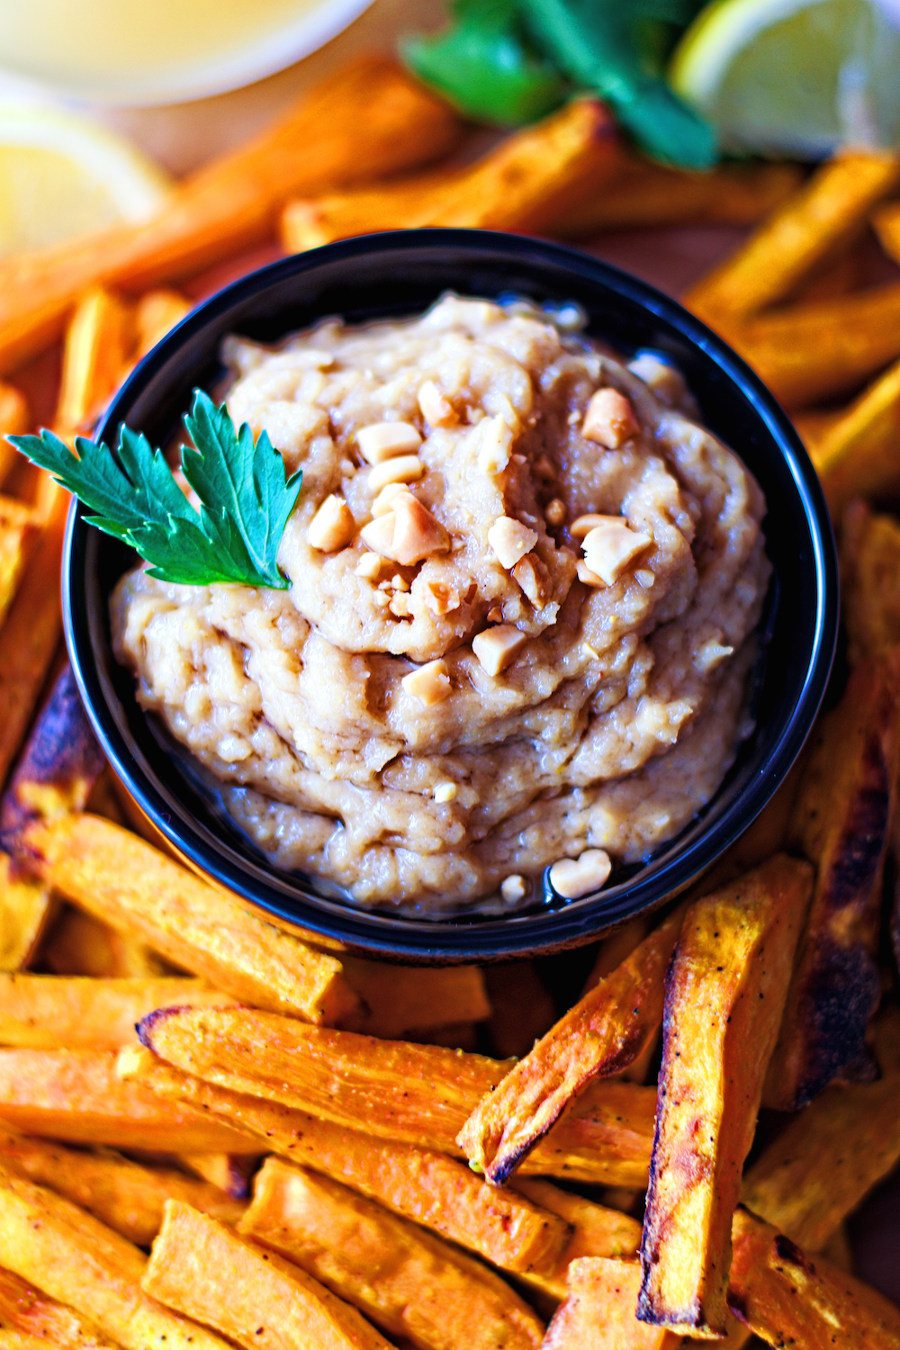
(686, 151, 900, 322)
(720, 281, 900, 408)
(0, 855, 51, 973)
(0, 482, 68, 791)
(0, 1265, 118, 1348)
(240, 1158, 545, 1349)
(638, 855, 813, 1337)
(0, 1168, 231, 1349)
(458, 911, 681, 1184)
(744, 1008, 900, 1251)
(544, 1258, 680, 1349)
(812, 359, 900, 514)
(282, 98, 618, 249)
(0, 665, 105, 847)
(54, 288, 132, 436)
(0, 973, 234, 1049)
(0, 497, 39, 632)
(0, 1047, 259, 1152)
(19, 812, 358, 1025)
(841, 504, 900, 667)
(0, 58, 462, 373)
(765, 664, 897, 1110)
(0, 1125, 244, 1245)
(119, 1046, 614, 1276)
(133, 1003, 656, 1185)
(727, 1209, 900, 1348)
(144, 1199, 393, 1349)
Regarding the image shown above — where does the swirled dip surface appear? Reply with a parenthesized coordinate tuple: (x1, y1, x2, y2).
(112, 296, 769, 914)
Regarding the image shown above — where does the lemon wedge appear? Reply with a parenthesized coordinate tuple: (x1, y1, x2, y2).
(670, 0, 900, 158)
(0, 100, 171, 255)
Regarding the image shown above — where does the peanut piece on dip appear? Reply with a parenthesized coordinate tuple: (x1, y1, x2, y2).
(111, 296, 769, 915)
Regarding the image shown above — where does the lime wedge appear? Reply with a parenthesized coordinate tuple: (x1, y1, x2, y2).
(670, 0, 900, 158)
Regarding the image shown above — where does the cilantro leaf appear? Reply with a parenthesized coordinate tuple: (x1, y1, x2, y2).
(8, 390, 303, 590)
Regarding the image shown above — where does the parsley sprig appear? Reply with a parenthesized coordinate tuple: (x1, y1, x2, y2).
(8, 390, 303, 589)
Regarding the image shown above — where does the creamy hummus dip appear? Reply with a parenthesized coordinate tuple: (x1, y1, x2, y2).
(111, 296, 769, 914)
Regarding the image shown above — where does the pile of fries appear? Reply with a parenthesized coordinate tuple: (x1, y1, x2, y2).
(0, 54, 897, 1350)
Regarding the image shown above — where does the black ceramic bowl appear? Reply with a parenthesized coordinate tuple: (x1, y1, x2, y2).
(64, 230, 838, 961)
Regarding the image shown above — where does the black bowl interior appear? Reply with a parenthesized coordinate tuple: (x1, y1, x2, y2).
(66, 230, 838, 960)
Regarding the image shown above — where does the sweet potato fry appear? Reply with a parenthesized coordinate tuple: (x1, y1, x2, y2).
(727, 1210, 900, 1348)
(0, 383, 29, 486)
(0, 973, 233, 1049)
(792, 407, 842, 455)
(544, 1259, 680, 1349)
(813, 358, 900, 513)
(459, 912, 681, 1183)
(484, 961, 556, 1060)
(177, 1151, 258, 1199)
(723, 281, 900, 408)
(638, 855, 813, 1336)
(21, 812, 357, 1024)
(873, 197, 900, 264)
(0, 60, 461, 373)
(0, 1265, 118, 1348)
(744, 1009, 900, 1250)
(0, 665, 105, 847)
(241, 1158, 545, 1349)
(0, 1127, 244, 1245)
(343, 959, 490, 1038)
(40, 905, 168, 977)
(0, 498, 38, 633)
(0, 855, 51, 972)
(120, 1047, 578, 1275)
(282, 98, 618, 249)
(0, 1168, 231, 1348)
(687, 152, 900, 322)
(512, 1178, 641, 1303)
(132, 289, 191, 359)
(0, 483, 68, 790)
(0, 1048, 258, 1152)
(765, 666, 897, 1110)
(54, 289, 132, 435)
(562, 159, 803, 237)
(841, 504, 900, 665)
(135, 1003, 656, 1184)
(144, 1200, 392, 1349)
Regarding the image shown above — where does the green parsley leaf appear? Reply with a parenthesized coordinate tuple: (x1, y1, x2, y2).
(8, 389, 303, 590)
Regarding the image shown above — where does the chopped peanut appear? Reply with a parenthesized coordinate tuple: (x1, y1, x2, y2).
(576, 560, 604, 587)
(368, 454, 424, 491)
(549, 848, 612, 899)
(512, 554, 550, 608)
(360, 495, 449, 567)
(582, 518, 651, 586)
(372, 482, 412, 517)
(422, 580, 462, 615)
(391, 493, 450, 565)
(418, 379, 457, 427)
(487, 515, 538, 569)
(582, 387, 640, 448)
(401, 658, 451, 705)
(534, 455, 556, 482)
(307, 494, 355, 552)
(389, 591, 413, 618)
(357, 420, 422, 464)
(628, 352, 687, 407)
(545, 497, 566, 526)
(500, 874, 527, 904)
(476, 415, 512, 475)
(472, 624, 527, 677)
(433, 781, 458, 803)
(570, 512, 612, 540)
(635, 568, 655, 589)
(355, 550, 384, 581)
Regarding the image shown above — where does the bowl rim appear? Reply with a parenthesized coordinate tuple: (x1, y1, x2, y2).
(64, 228, 839, 960)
